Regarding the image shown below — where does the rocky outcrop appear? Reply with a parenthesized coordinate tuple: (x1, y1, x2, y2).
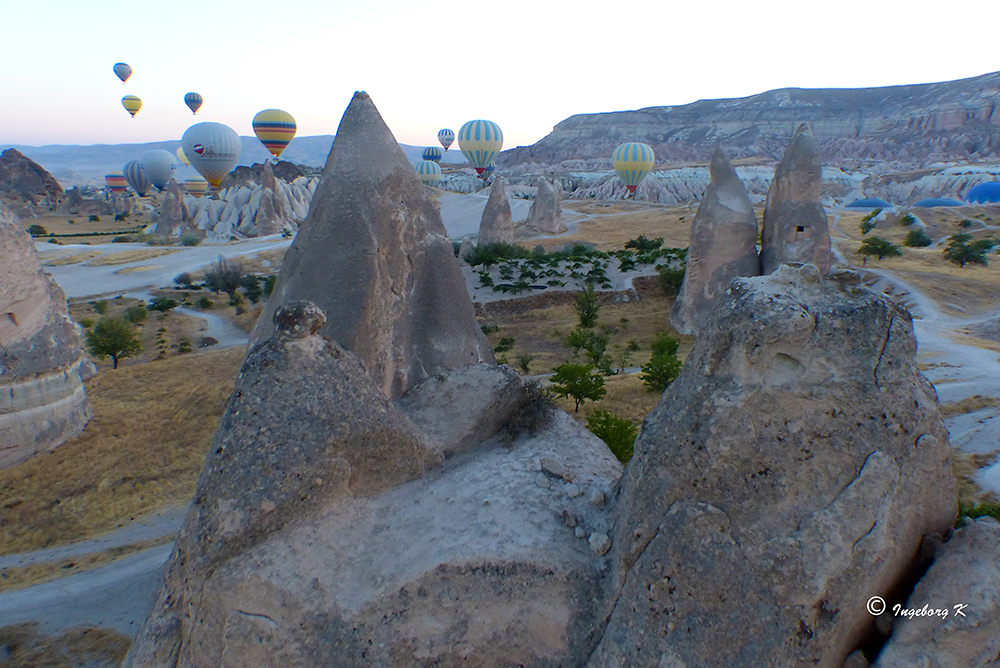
(873, 517, 1000, 668)
(182, 174, 315, 240)
(477, 177, 514, 244)
(253, 92, 493, 399)
(0, 148, 64, 205)
(588, 265, 957, 668)
(218, 160, 307, 189)
(500, 70, 1000, 169)
(0, 202, 92, 467)
(670, 146, 760, 335)
(760, 124, 832, 274)
(153, 178, 188, 236)
(525, 177, 564, 234)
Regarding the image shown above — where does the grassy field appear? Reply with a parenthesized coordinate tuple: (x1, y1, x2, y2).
(541, 204, 698, 251)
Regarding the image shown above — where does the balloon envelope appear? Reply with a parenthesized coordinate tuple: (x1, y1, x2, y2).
(123, 160, 152, 196)
(176, 147, 190, 166)
(481, 162, 495, 179)
(122, 95, 142, 118)
(422, 146, 443, 163)
(140, 150, 176, 189)
(182, 122, 241, 188)
(458, 120, 503, 175)
(184, 92, 203, 115)
(437, 128, 455, 151)
(105, 171, 127, 195)
(252, 109, 297, 159)
(113, 62, 132, 83)
(612, 142, 655, 194)
(415, 160, 442, 186)
(183, 178, 209, 198)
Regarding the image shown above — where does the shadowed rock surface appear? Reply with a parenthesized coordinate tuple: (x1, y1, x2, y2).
(872, 518, 1000, 668)
(0, 202, 92, 467)
(253, 91, 493, 399)
(477, 177, 514, 244)
(153, 178, 188, 237)
(0, 148, 64, 205)
(587, 265, 956, 668)
(525, 178, 564, 234)
(670, 146, 760, 335)
(760, 124, 832, 274)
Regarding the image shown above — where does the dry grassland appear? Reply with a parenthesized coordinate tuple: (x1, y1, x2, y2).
(0, 347, 243, 554)
(551, 372, 662, 427)
(0, 622, 130, 668)
(938, 394, 1000, 417)
(37, 250, 104, 266)
(86, 248, 178, 266)
(543, 205, 696, 251)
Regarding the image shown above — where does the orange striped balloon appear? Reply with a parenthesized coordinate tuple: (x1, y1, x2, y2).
(252, 109, 296, 159)
(105, 171, 127, 195)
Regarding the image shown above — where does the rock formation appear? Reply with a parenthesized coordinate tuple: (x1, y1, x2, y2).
(153, 178, 188, 237)
(253, 91, 493, 399)
(760, 124, 832, 274)
(525, 177, 564, 234)
(670, 146, 760, 335)
(0, 202, 92, 467)
(872, 517, 1000, 667)
(183, 174, 314, 241)
(0, 148, 64, 205)
(477, 176, 514, 244)
(247, 161, 288, 237)
(588, 265, 956, 668)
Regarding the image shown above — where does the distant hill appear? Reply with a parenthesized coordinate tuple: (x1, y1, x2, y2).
(6, 137, 466, 188)
(500, 71, 1000, 171)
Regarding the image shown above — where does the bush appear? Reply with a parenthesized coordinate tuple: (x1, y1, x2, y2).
(179, 233, 202, 247)
(903, 229, 933, 248)
(123, 304, 147, 324)
(177, 338, 193, 354)
(148, 296, 178, 312)
(494, 336, 516, 353)
(586, 410, 639, 464)
(91, 300, 109, 315)
(240, 275, 263, 304)
(203, 256, 245, 303)
(943, 233, 996, 267)
(958, 500, 1000, 525)
(111, 235, 133, 243)
(145, 234, 170, 246)
(959, 219, 975, 228)
(500, 381, 553, 444)
(515, 352, 534, 374)
(656, 263, 686, 295)
(78, 318, 94, 328)
(26, 224, 47, 236)
(550, 363, 606, 412)
(263, 275, 277, 297)
(641, 333, 682, 393)
(89, 214, 100, 222)
(574, 282, 600, 328)
(196, 296, 214, 309)
(898, 213, 915, 226)
(624, 235, 664, 252)
(85, 318, 141, 368)
(173, 272, 195, 289)
(857, 236, 902, 261)
(114, 212, 128, 222)
(464, 242, 531, 267)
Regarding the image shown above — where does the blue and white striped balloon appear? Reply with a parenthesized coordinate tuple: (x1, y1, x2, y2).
(415, 159, 442, 186)
(458, 120, 503, 176)
(437, 128, 455, 150)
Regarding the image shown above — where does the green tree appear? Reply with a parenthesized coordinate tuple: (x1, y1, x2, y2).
(240, 274, 263, 304)
(203, 256, 245, 304)
(550, 363, 606, 412)
(586, 410, 639, 464)
(26, 224, 47, 236)
(86, 318, 141, 369)
(898, 213, 915, 226)
(641, 333, 682, 393)
(123, 304, 147, 324)
(943, 233, 996, 267)
(656, 262, 686, 295)
(857, 236, 902, 261)
(148, 296, 178, 312)
(574, 282, 600, 328)
(624, 235, 664, 252)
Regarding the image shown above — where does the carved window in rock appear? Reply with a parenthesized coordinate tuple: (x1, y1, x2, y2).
(793, 225, 811, 241)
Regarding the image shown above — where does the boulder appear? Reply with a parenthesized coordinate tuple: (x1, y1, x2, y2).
(477, 177, 514, 244)
(457, 238, 475, 263)
(872, 518, 1000, 668)
(760, 124, 832, 274)
(0, 202, 92, 467)
(587, 264, 956, 668)
(670, 145, 760, 335)
(525, 178, 564, 234)
(252, 92, 493, 399)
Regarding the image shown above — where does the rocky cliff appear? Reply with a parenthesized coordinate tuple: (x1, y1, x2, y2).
(0, 148, 64, 205)
(501, 71, 1000, 170)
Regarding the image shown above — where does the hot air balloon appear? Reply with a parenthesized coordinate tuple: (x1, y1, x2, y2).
(438, 128, 455, 151)
(252, 109, 297, 159)
(122, 95, 142, 118)
(105, 171, 127, 195)
(113, 62, 132, 83)
(482, 162, 495, 180)
(612, 142, 655, 196)
(422, 146, 443, 163)
(415, 160, 442, 187)
(140, 150, 176, 189)
(123, 160, 153, 197)
(458, 120, 503, 177)
(182, 122, 241, 188)
(184, 178, 209, 198)
(184, 92, 203, 115)
(176, 147, 190, 166)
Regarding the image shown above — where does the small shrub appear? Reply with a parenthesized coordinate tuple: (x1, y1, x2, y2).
(27, 224, 47, 236)
(903, 229, 933, 248)
(263, 275, 277, 297)
(958, 501, 1000, 525)
(500, 381, 554, 444)
(624, 235, 664, 252)
(494, 336, 516, 353)
(148, 296, 178, 312)
(464, 242, 531, 267)
(111, 235, 133, 243)
(179, 233, 202, 247)
(656, 263, 686, 295)
(480, 323, 499, 335)
(196, 296, 214, 309)
(898, 213, 915, 226)
(78, 318, 94, 328)
(587, 410, 639, 464)
(959, 219, 975, 228)
(177, 338, 193, 354)
(173, 272, 195, 289)
(641, 333, 682, 393)
(89, 214, 100, 222)
(123, 304, 147, 324)
(91, 300, 109, 315)
(114, 212, 128, 222)
(516, 352, 534, 374)
(240, 275, 263, 304)
(575, 282, 600, 328)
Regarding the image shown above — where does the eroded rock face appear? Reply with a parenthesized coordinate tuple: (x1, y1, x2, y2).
(478, 177, 514, 244)
(153, 178, 188, 236)
(0, 202, 92, 467)
(253, 92, 493, 399)
(588, 265, 956, 668)
(525, 178, 564, 234)
(760, 124, 832, 274)
(0, 148, 64, 205)
(872, 518, 1000, 668)
(670, 146, 760, 335)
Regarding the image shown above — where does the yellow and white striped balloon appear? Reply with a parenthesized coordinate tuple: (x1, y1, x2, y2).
(458, 120, 502, 175)
(612, 142, 655, 194)
(415, 159, 442, 186)
(122, 95, 142, 118)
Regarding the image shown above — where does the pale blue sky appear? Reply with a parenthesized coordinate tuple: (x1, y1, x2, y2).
(3, 0, 997, 150)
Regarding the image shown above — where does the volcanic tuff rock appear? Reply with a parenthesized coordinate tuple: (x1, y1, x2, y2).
(670, 146, 760, 335)
(525, 177, 564, 234)
(587, 265, 957, 668)
(500, 70, 1000, 169)
(477, 177, 514, 244)
(872, 518, 1000, 668)
(0, 202, 92, 467)
(0, 148, 64, 204)
(253, 91, 493, 399)
(760, 124, 832, 274)
(153, 178, 188, 236)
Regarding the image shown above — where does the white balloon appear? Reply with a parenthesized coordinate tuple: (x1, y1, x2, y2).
(139, 150, 177, 189)
(181, 122, 241, 188)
